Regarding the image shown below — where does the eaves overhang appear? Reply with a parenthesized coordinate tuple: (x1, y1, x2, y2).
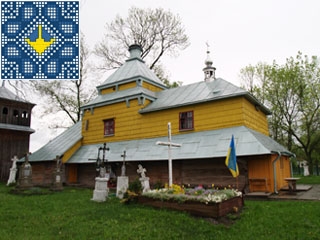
(81, 88, 157, 110)
(97, 75, 167, 92)
(0, 123, 35, 133)
(66, 126, 292, 164)
(139, 92, 271, 115)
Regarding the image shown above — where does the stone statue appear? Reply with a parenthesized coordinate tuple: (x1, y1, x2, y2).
(137, 164, 150, 192)
(137, 164, 147, 178)
(7, 155, 18, 186)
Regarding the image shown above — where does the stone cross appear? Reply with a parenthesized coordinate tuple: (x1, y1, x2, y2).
(156, 122, 181, 187)
(55, 155, 62, 172)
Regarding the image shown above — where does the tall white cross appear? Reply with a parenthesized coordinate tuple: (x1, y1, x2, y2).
(156, 122, 182, 187)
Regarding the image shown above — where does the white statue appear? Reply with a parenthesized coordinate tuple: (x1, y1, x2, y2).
(137, 164, 147, 179)
(7, 156, 18, 186)
(137, 164, 150, 192)
(303, 163, 309, 176)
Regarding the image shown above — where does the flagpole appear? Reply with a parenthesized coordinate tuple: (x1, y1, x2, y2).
(236, 176, 239, 190)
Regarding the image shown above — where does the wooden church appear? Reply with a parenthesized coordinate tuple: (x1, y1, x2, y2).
(0, 82, 35, 181)
(28, 45, 294, 193)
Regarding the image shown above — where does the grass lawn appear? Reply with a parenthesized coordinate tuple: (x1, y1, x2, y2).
(295, 175, 320, 185)
(1, 183, 320, 240)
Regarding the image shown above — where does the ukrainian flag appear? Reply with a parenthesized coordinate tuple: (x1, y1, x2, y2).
(225, 135, 239, 177)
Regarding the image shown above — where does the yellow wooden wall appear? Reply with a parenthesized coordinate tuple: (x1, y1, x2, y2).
(82, 95, 269, 145)
(100, 87, 115, 94)
(142, 81, 164, 92)
(242, 99, 269, 135)
(62, 139, 82, 163)
(247, 154, 291, 192)
(99, 81, 164, 95)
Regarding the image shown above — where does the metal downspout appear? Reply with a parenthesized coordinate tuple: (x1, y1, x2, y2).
(272, 151, 281, 194)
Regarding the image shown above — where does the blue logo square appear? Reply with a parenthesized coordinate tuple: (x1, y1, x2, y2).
(1, 1, 79, 80)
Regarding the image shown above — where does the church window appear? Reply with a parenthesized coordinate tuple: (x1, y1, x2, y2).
(22, 111, 28, 118)
(2, 107, 8, 115)
(104, 118, 115, 136)
(13, 109, 19, 117)
(179, 111, 194, 131)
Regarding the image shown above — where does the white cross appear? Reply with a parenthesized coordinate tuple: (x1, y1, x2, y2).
(156, 122, 182, 187)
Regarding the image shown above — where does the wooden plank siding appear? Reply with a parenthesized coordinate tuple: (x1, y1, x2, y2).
(247, 154, 291, 192)
(0, 129, 31, 181)
(28, 162, 61, 186)
(62, 139, 82, 163)
(100, 87, 115, 95)
(141, 81, 164, 92)
(242, 99, 269, 135)
(73, 158, 248, 190)
(99, 81, 164, 95)
(81, 96, 269, 145)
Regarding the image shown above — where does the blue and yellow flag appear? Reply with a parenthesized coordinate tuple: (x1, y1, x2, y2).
(225, 135, 239, 177)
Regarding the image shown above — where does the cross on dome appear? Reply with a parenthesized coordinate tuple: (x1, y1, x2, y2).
(203, 42, 216, 82)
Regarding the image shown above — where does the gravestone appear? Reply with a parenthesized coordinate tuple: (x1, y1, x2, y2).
(7, 156, 18, 186)
(92, 177, 109, 201)
(17, 153, 33, 189)
(51, 155, 63, 191)
(91, 143, 110, 202)
(116, 150, 129, 199)
(137, 164, 150, 192)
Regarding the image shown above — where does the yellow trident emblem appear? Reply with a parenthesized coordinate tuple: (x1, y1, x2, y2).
(26, 25, 55, 55)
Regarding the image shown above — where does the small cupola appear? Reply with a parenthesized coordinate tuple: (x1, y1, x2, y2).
(202, 44, 216, 82)
(128, 44, 143, 60)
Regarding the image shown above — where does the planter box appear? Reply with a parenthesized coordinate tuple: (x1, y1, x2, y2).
(137, 196, 244, 218)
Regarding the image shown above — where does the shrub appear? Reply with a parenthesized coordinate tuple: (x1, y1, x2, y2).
(128, 178, 142, 194)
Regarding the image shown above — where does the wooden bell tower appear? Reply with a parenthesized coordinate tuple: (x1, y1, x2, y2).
(0, 82, 35, 181)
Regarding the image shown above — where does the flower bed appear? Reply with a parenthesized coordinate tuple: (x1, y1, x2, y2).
(136, 185, 244, 218)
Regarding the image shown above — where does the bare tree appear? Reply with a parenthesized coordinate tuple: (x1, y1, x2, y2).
(94, 6, 189, 83)
(29, 33, 97, 127)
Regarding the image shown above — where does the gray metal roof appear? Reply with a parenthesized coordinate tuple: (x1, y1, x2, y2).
(97, 56, 167, 90)
(140, 78, 271, 114)
(67, 126, 291, 164)
(0, 86, 34, 105)
(0, 123, 35, 133)
(28, 121, 82, 162)
(82, 87, 157, 109)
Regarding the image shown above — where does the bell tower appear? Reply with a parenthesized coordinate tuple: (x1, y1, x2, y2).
(203, 43, 216, 82)
(0, 81, 35, 181)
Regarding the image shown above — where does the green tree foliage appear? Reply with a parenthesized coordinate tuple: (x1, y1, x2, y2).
(240, 52, 320, 174)
(94, 7, 189, 87)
